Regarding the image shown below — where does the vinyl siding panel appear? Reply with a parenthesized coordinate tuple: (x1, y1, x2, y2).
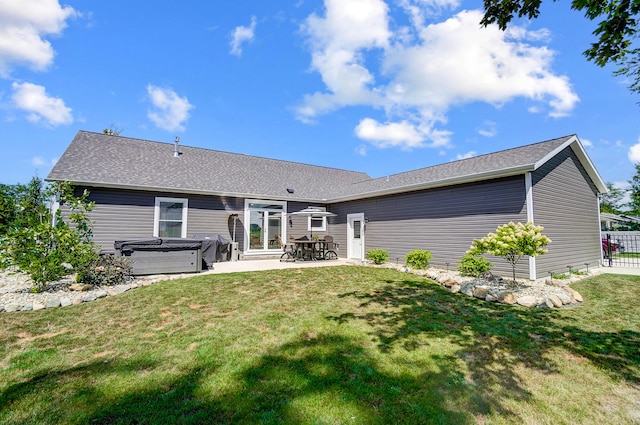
(531, 147, 601, 276)
(285, 202, 331, 241)
(330, 176, 529, 277)
(78, 188, 245, 252)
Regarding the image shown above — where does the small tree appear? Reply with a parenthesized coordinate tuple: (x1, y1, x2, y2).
(600, 182, 626, 214)
(467, 222, 551, 283)
(0, 178, 98, 289)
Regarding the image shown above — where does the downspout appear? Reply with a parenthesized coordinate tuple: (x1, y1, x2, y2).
(525, 172, 536, 280)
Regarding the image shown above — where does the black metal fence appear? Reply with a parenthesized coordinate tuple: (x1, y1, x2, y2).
(602, 232, 640, 268)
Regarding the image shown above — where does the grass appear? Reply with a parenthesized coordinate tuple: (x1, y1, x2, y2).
(1, 266, 639, 424)
(614, 252, 640, 258)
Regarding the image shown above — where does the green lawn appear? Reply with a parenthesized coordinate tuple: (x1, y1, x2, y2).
(1, 266, 639, 424)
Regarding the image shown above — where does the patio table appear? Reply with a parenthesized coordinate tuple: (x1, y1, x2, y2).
(291, 239, 337, 260)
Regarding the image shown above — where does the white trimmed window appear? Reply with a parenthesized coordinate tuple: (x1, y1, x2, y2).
(308, 206, 327, 232)
(154, 197, 188, 238)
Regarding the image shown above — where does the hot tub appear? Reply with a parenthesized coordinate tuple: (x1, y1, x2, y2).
(115, 238, 204, 275)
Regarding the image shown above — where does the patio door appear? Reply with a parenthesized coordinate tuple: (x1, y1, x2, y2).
(347, 213, 365, 260)
(244, 199, 286, 252)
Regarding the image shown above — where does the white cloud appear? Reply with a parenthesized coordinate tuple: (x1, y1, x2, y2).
(0, 0, 77, 77)
(297, 0, 391, 121)
(354, 117, 451, 149)
(355, 144, 368, 155)
(355, 118, 423, 148)
(297, 3, 579, 150)
(398, 0, 460, 29)
(580, 138, 593, 148)
(31, 156, 57, 167)
(628, 141, 640, 164)
(146, 85, 194, 132)
(455, 151, 477, 160)
(230, 16, 257, 57)
(477, 120, 497, 137)
(11, 81, 72, 126)
(382, 10, 578, 115)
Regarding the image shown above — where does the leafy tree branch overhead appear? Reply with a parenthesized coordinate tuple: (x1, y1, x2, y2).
(480, 0, 640, 96)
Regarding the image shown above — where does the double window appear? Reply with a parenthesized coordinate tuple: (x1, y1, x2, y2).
(245, 199, 286, 251)
(154, 197, 188, 238)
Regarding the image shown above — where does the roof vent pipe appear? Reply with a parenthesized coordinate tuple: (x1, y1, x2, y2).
(174, 136, 180, 157)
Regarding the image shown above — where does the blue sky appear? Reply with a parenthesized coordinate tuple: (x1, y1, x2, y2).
(1, 0, 638, 194)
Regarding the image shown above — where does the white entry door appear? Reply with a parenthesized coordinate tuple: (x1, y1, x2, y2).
(347, 213, 365, 260)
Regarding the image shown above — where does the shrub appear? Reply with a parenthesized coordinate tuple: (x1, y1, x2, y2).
(366, 249, 389, 264)
(0, 179, 98, 290)
(468, 221, 551, 283)
(457, 253, 493, 277)
(405, 249, 432, 269)
(77, 255, 133, 286)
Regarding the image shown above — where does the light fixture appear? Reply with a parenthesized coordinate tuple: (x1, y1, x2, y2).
(287, 188, 294, 194)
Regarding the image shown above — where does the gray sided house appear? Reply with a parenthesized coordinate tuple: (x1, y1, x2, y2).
(47, 131, 608, 279)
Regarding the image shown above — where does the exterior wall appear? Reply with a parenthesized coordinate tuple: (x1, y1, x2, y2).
(330, 176, 530, 277)
(285, 202, 331, 241)
(531, 147, 601, 276)
(78, 187, 245, 252)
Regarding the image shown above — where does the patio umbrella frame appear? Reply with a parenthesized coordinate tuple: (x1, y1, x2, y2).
(288, 207, 336, 240)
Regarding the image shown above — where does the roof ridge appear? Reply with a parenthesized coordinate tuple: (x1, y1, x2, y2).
(78, 130, 371, 177)
(368, 134, 576, 181)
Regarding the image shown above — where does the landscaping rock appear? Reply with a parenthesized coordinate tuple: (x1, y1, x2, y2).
(539, 298, 555, 308)
(95, 290, 108, 299)
(473, 286, 491, 299)
(33, 302, 46, 311)
(460, 283, 475, 297)
(485, 294, 497, 302)
(4, 304, 20, 313)
(556, 291, 573, 305)
(497, 291, 517, 304)
(516, 296, 539, 307)
(60, 297, 72, 307)
(449, 284, 461, 293)
(82, 294, 97, 303)
(546, 294, 563, 308)
(69, 283, 93, 292)
(442, 279, 457, 288)
(46, 298, 61, 308)
(563, 287, 583, 303)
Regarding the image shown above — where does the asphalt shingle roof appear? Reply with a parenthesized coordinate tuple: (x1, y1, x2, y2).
(47, 131, 371, 201)
(47, 131, 606, 202)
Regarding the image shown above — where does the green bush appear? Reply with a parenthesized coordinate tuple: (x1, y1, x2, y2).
(366, 249, 389, 264)
(405, 249, 432, 269)
(77, 255, 133, 286)
(457, 253, 493, 277)
(0, 179, 98, 290)
(468, 221, 551, 283)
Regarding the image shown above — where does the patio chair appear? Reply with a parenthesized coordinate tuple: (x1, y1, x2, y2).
(277, 235, 297, 262)
(322, 235, 339, 260)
